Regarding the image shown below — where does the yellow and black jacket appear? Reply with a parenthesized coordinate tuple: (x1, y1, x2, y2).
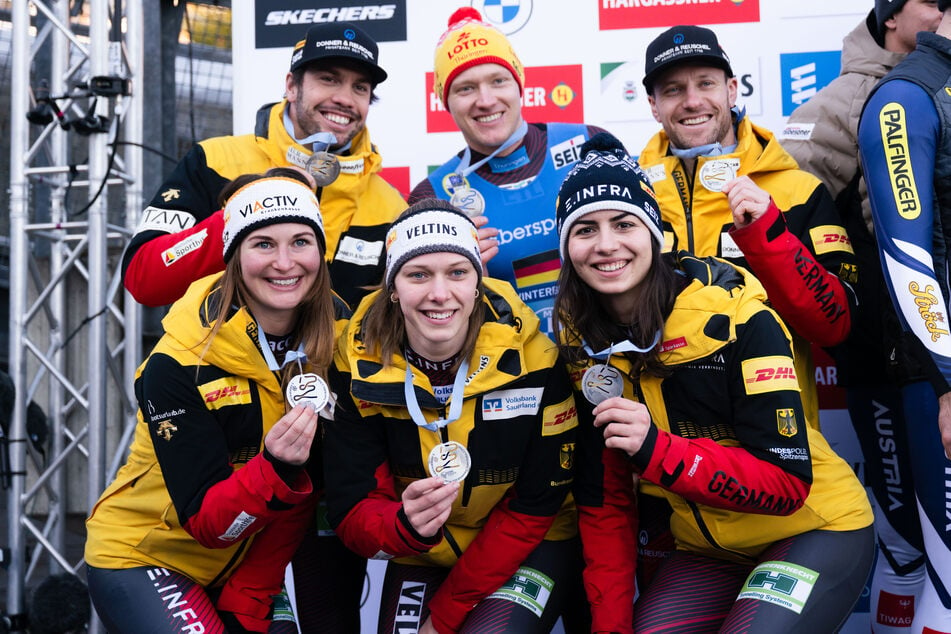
(568, 253, 872, 634)
(122, 101, 406, 308)
(85, 274, 341, 624)
(640, 116, 859, 429)
(323, 278, 578, 632)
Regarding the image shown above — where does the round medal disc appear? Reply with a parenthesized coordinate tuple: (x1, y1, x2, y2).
(450, 187, 486, 218)
(428, 441, 471, 483)
(305, 151, 341, 187)
(286, 373, 330, 411)
(699, 159, 738, 193)
(581, 363, 624, 405)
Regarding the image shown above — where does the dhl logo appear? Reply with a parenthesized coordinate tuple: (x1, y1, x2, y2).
(543, 398, 578, 436)
(199, 377, 252, 409)
(741, 356, 799, 395)
(810, 225, 854, 255)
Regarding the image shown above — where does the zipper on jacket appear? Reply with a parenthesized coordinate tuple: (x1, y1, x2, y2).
(687, 500, 756, 563)
(207, 538, 251, 588)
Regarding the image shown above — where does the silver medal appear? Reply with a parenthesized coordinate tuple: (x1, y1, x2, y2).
(304, 151, 341, 187)
(286, 373, 330, 411)
(699, 159, 739, 192)
(428, 440, 471, 483)
(450, 186, 486, 218)
(581, 363, 623, 405)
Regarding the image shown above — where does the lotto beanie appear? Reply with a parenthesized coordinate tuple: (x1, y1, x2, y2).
(222, 176, 324, 262)
(384, 199, 482, 290)
(433, 7, 524, 106)
(556, 132, 663, 257)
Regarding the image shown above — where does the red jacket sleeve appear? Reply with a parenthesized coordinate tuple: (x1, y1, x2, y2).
(215, 489, 316, 631)
(427, 500, 555, 634)
(123, 210, 226, 306)
(730, 199, 852, 347)
(634, 425, 810, 515)
(577, 443, 638, 634)
(334, 460, 440, 559)
(182, 452, 313, 548)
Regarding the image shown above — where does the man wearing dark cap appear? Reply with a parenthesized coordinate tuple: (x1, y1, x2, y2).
(635, 22, 860, 594)
(117, 21, 404, 633)
(121, 22, 405, 310)
(859, 1, 951, 629)
(781, 4, 940, 629)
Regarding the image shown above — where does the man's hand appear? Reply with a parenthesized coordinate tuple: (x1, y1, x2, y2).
(722, 176, 771, 229)
(471, 214, 500, 269)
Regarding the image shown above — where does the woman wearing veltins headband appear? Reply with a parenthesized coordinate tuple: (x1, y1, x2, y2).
(323, 199, 585, 633)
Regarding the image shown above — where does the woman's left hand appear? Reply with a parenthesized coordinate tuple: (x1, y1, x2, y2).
(264, 403, 319, 466)
(592, 396, 652, 457)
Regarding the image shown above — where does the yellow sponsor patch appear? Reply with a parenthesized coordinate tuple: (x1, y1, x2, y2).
(199, 377, 252, 409)
(777, 408, 798, 437)
(742, 356, 799, 395)
(809, 225, 854, 255)
(878, 103, 921, 220)
(543, 397, 578, 436)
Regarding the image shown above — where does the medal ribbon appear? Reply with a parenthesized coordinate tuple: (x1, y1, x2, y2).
(454, 121, 529, 180)
(582, 329, 662, 360)
(258, 328, 307, 372)
(404, 358, 470, 432)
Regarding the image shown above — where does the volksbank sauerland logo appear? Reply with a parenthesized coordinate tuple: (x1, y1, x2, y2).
(780, 50, 841, 116)
(471, 0, 532, 35)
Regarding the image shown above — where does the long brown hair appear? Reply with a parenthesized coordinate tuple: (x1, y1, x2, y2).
(554, 241, 678, 380)
(202, 169, 335, 390)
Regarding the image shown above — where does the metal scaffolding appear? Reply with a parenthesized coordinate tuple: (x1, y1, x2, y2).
(7, 0, 143, 630)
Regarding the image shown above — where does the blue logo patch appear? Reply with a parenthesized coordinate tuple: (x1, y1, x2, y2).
(780, 51, 841, 116)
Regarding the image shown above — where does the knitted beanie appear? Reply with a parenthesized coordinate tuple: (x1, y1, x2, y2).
(222, 176, 324, 262)
(384, 199, 482, 290)
(433, 7, 524, 106)
(555, 132, 663, 258)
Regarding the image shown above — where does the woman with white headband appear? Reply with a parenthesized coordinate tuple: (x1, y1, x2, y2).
(85, 169, 339, 632)
(322, 199, 582, 633)
(553, 133, 874, 633)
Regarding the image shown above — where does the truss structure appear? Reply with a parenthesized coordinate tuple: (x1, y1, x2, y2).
(7, 0, 144, 630)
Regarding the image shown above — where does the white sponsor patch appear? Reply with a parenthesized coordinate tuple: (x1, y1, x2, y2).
(162, 229, 207, 266)
(339, 157, 365, 175)
(334, 236, 383, 266)
(720, 231, 744, 259)
(219, 511, 256, 541)
(549, 134, 586, 170)
(780, 123, 815, 141)
(482, 388, 544, 420)
(644, 164, 667, 184)
(737, 560, 818, 614)
(135, 207, 196, 234)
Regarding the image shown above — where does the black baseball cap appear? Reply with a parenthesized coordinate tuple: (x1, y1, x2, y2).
(643, 25, 733, 94)
(289, 22, 388, 85)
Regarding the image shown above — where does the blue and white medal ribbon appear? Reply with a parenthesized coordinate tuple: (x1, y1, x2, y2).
(580, 331, 661, 405)
(404, 358, 472, 482)
(259, 330, 330, 412)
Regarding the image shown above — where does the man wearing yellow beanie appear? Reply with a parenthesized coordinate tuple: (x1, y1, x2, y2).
(410, 7, 607, 341)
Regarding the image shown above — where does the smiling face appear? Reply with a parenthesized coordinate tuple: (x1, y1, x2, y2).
(391, 251, 480, 361)
(239, 223, 322, 335)
(285, 63, 373, 148)
(445, 63, 524, 156)
(566, 209, 655, 321)
(648, 64, 737, 151)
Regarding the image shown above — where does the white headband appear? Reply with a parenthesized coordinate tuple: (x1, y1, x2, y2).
(222, 176, 324, 261)
(384, 208, 482, 289)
